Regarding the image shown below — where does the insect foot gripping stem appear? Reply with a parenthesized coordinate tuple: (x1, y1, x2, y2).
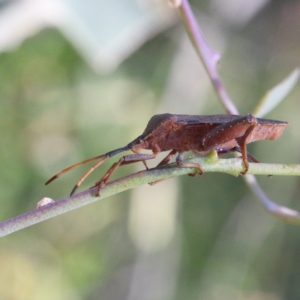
(176, 152, 204, 176)
(91, 152, 158, 196)
(238, 114, 258, 175)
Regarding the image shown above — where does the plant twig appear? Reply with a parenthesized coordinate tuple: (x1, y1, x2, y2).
(244, 175, 300, 225)
(176, 0, 238, 114)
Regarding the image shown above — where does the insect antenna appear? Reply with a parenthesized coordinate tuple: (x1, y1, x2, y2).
(69, 156, 109, 196)
(45, 146, 130, 190)
(45, 155, 105, 185)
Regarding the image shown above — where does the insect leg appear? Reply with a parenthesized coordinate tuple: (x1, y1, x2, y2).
(236, 120, 257, 174)
(93, 153, 158, 196)
(202, 115, 257, 147)
(202, 114, 257, 174)
(217, 147, 260, 163)
(176, 152, 203, 175)
(148, 150, 178, 186)
(245, 151, 260, 163)
(156, 149, 178, 167)
(232, 146, 260, 163)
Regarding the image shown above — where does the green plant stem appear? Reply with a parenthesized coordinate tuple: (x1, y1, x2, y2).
(1, 152, 300, 237)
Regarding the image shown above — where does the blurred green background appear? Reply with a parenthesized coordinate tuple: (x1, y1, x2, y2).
(0, 0, 300, 299)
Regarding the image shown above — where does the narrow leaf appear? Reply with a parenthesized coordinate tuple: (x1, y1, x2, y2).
(253, 68, 299, 117)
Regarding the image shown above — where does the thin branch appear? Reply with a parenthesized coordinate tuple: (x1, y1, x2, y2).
(176, 0, 238, 114)
(244, 175, 300, 225)
(1, 152, 300, 236)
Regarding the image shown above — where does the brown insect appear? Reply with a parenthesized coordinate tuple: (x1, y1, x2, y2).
(46, 114, 288, 196)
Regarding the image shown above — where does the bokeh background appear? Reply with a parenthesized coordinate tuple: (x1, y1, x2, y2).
(0, 0, 300, 299)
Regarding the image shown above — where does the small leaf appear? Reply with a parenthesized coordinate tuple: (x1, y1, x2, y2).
(253, 68, 299, 117)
